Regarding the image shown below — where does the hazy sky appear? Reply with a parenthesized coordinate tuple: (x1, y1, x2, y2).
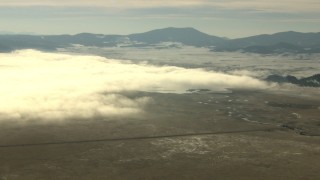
(1, 0, 320, 38)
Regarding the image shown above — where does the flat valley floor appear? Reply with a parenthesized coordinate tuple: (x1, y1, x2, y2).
(0, 90, 319, 180)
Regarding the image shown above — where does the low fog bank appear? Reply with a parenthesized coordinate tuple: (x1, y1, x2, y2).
(63, 46, 320, 79)
(0, 50, 270, 122)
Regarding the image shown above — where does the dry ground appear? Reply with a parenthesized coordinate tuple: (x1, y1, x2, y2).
(0, 90, 319, 180)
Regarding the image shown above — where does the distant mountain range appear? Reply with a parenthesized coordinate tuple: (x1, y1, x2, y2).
(215, 31, 320, 54)
(1, 27, 320, 54)
(266, 74, 320, 87)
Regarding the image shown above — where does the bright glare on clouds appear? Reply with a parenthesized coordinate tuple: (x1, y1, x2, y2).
(0, 50, 268, 121)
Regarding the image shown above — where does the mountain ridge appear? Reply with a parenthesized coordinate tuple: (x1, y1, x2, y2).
(128, 27, 226, 47)
(1, 27, 320, 54)
(266, 74, 320, 87)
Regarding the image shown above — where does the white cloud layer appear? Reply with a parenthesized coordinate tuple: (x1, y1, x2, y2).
(0, 50, 268, 121)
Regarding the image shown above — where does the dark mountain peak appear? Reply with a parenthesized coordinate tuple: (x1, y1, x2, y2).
(272, 31, 320, 36)
(217, 30, 320, 53)
(265, 74, 320, 87)
(159, 27, 196, 31)
(302, 74, 320, 82)
(75, 32, 94, 36)
(74, 33, 103, 38)
(130, 27, 209, 37)
(243, 31, 309, 39)
(273, 31, 300, 35)
(128, 27, 226, 46)
(165, 27, 205, 34)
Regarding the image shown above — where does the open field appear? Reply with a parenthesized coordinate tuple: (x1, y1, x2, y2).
(0, 90, 319, 180)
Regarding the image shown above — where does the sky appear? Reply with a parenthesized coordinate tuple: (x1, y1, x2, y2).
(0, 0, 320, 38)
